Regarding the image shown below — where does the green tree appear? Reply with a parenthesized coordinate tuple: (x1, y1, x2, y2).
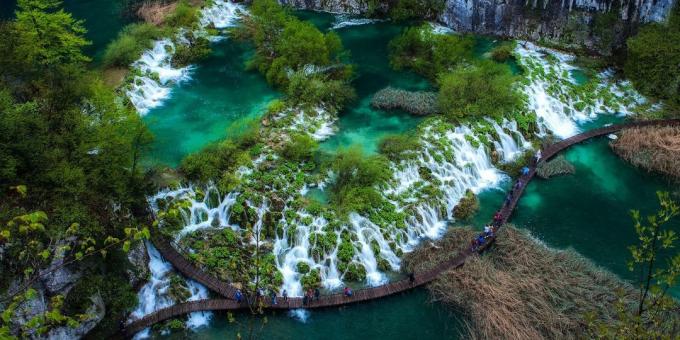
(437, 61, 523, 121)
(624, 7, 680, 109)
(389, 24, 473, 80)
(587, 191, 680, 338)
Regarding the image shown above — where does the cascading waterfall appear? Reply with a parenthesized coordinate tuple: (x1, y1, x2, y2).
(129, 243, 211, 339)
(515, 41, 651, 138)
(126, 0, 244, 115)
(132, 21, 660, 331)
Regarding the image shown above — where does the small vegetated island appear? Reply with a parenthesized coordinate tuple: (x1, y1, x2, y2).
(0, 0, 679, 338)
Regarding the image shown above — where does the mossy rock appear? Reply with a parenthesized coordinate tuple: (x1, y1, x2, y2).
(452, 189, 479, 221)
(297, 261, 311, 274)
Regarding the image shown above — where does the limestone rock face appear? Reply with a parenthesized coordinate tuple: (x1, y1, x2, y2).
(127, 241, 151, 290)
(276, 0, 676, 54)
(47, 293, 106, 340)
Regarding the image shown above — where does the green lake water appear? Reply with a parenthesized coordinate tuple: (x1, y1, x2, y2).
(142, 39, 279, 166)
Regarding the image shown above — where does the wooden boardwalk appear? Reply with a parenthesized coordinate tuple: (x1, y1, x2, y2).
(122, 119, 680, 338)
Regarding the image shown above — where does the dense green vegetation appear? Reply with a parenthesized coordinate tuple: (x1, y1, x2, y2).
(327, 147, 391, 216)
(233, 0, 354, 109)
(102, 23, 165, 67)
(0, 0, 153, 337)
(624, 6, 680, 110)
(388, 25, 525, 124)
(389, 24, 474, 80)
(437, 61, 524, 121)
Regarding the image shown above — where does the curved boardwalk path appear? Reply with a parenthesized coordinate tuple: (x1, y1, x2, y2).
(122, 119, 680, 337)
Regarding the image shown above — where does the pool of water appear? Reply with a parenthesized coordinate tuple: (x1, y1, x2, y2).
(142, 38, 279, 166)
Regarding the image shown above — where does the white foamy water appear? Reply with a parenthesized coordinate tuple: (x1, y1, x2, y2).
(515, 41, 651, 138)
(331, 15, 382, 29)
(130, 242, 212, 339)
(126, 1, 244, 115)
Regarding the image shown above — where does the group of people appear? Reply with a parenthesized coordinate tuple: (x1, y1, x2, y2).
(234, 286, 359, 306)
(302, 288, 321, 305)
(472, 149, 542, 252)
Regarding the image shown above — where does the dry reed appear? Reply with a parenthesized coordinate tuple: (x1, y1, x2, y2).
(136, 1, 178, 26)
(610, 126, 680, 180)
(403, 226, 643, 339)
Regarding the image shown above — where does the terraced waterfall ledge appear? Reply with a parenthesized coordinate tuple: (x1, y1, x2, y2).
(121, 119, 680, 338)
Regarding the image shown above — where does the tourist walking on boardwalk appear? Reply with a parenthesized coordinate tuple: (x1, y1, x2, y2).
(493, 211, 502, 224)
(270, 290, 277, 305)
(314, 288, 320, 301)
(534, 149, 542, 164)
(344, 287, 353, 297)
(235, 289, 243, 303)
(282, 289, 288, 302)
(521, 166, 530, 176)
(408, 272, 416, 285)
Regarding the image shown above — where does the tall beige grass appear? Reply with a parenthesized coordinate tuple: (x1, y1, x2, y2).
(403, 226, 645, 339)
(611, 126, 680, 180)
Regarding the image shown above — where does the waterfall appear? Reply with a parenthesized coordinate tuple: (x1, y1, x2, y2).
(515, 41, 652, 138)
(126, 1, 245, 115)
(129, 242, 212, 339)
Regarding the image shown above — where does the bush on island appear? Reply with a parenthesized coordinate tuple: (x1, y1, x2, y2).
(452, 189, 479, 220)
(371, 87, 438, 116)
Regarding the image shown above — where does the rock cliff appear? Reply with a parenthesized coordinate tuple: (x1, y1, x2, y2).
(278, 0, 676, 54)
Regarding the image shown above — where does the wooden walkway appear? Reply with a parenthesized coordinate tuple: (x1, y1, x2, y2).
(121, 119, 680, 338)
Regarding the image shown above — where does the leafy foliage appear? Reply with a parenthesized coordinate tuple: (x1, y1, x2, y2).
(437, 61, 524, 122)
(586, 192, 680, 338)
(102, 23, 165, 67)
(389, 0, 445, 21)
(232, 0, 354, 108)
(281, 133, 318, 162)
(389, 24, 474, 80)
(624, 7, 680, 109)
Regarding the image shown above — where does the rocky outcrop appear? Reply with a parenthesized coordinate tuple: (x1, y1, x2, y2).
(439, 0, 676, 54)
(127, 241, 151, 290)
(277, 0, 676, 55)
(46, 293, 106, 339)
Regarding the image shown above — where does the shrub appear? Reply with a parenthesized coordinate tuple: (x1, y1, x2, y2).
(102, 23, 165, 67)
(390, 0, 446, 21)
(536, 155, 575, 179)
(328, 147, 392, 215)
(179, 140, 251, 182)
(437, 61, 523, 122)
(378, 133, 421, 162)
(165, 0, 199, 28)
(490, 44, 514, 62)
(172, 32, 211, 67)
(281, 133, 318, 162)
(452, 189, 479, 220)
(301, 268, 321, 290)
(389, 24, 474, 80)
(371, 87, 438, 116)
(624, 7, 680, 108)
(296, 261, 311, 274)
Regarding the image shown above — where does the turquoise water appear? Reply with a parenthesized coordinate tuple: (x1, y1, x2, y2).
(166, 289, 462, 339)
(142, 39, 279, 166)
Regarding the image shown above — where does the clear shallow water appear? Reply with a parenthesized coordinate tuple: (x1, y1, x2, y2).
(142, 39, 279, 166)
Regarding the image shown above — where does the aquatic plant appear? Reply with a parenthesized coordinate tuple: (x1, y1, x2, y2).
(610, 126, 680, 180)
(452, 189, 479, 220)
(370, 87, 438, 116)
(490, 43, 515, 62)
(403, 226, 648, 339)
(535, 154, 575, 179)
